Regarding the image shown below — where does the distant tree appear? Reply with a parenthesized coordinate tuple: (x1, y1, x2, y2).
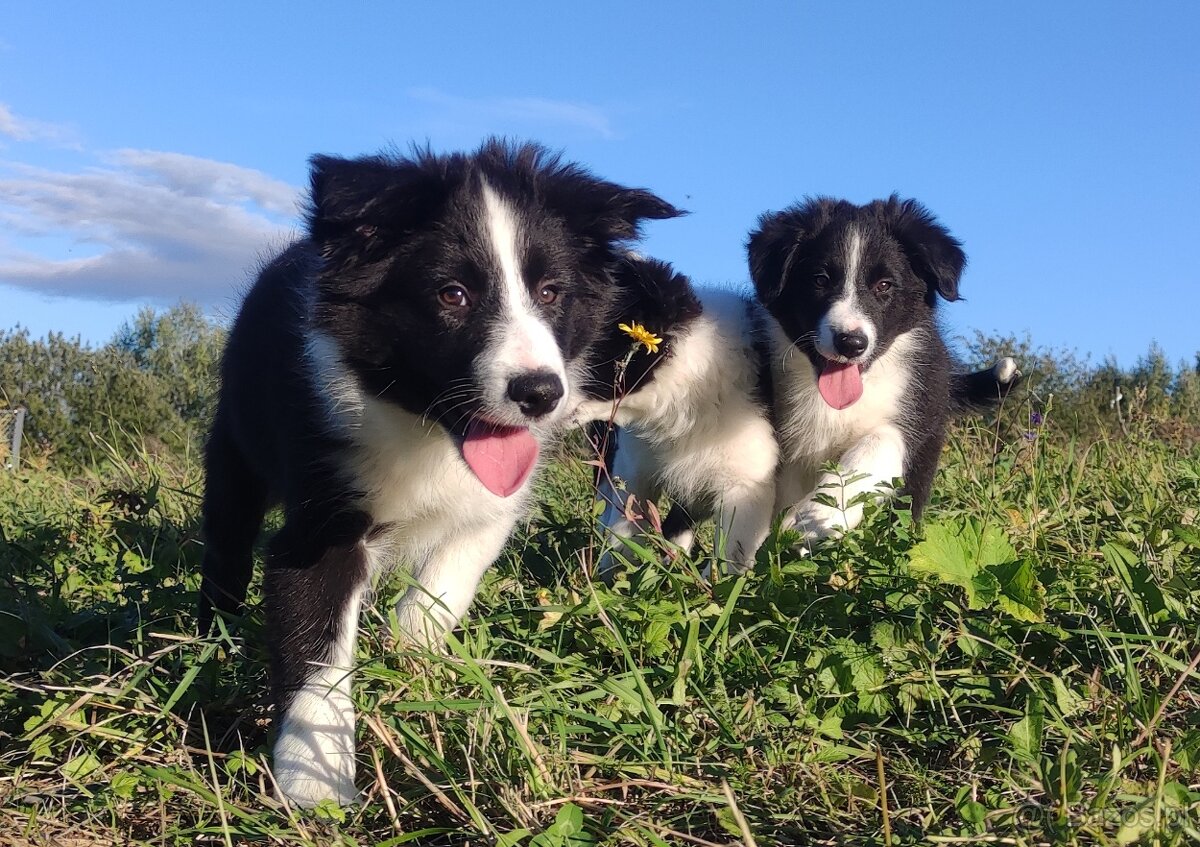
(111, 303, 225, 425)
(1129, 342, 1173, 418)
(0, 304, 225, 467)
(964, 332, 1200, 442)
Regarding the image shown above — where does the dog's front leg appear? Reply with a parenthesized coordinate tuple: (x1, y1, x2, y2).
(393, 519, 515, 646)
(265, 512, 373, 808)
(786, 425, 906, 544)
(715, 482, 775, 574)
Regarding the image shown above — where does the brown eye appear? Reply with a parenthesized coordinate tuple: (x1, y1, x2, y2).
(537, 283, 560, 305)
(873, 279, 893, 295)
(439, 285, 470, 308)
(813, 273, 830, 287)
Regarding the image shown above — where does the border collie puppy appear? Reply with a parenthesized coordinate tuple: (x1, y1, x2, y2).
(197, 141, 681, 806)
(748, 195, 1019, 543)
(574, 255, 778, 575)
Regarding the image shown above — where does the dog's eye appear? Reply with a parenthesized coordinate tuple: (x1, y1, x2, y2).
(873, 279, 893, 295)
(537, 283, 561, 305)
(813, 273, 830, 288)
(438, 285, 471, 309)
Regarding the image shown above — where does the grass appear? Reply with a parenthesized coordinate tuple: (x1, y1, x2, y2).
(1, 401, 1198, 846)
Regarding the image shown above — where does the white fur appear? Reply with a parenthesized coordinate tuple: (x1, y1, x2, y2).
(282, 327, 551, 806)
(772, 322, 922, 541)
(578, 290, 778, 574)
(272, 586, 363, 807)
(994, 356, 1018, 384)
(784, 423, 906, 539)
(480, 183, 570, 424)
(305, 332, 366, 423)
(816, 226, 876, 360)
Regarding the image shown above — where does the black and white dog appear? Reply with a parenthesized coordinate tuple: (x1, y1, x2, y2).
(574, 255, 778, 575)
(197, 141, 681, 806)
(748, 195, 1019, 543)
(575, 243, 1016, 574)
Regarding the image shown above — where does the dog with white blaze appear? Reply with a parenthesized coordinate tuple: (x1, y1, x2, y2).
(748, 195, 1020, 545)
(197, 140, 681, 807)
(573, 249, 1016, 575)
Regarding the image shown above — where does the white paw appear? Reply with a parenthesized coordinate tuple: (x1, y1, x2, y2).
(273, 693, 359, 807)
(394, 598, 456, 650)
(786, 504, 843, 550)
(567, 399, 611, 427)
(274, 762, 359, 809)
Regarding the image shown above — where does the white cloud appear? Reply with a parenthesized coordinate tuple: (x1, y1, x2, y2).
(408, 87, 617, 139)
(0, 152, 301, 302)
(0, 90, 611, 307)
(108, 149, 299, 217)
(0, 103, 78, 148)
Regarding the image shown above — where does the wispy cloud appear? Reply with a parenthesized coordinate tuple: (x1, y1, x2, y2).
(0, 103, 79, 148)
(0, 89, 611, 308)
(0, 149, 301, 302)
(408, 87, 617, 139)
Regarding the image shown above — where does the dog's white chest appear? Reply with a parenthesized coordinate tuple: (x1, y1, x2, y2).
(774, 330, 916, 468)
(352, 401, 528, 561)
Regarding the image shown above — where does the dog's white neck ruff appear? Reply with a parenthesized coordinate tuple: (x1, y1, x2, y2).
(302, 329, 538, 556)
(276, 328, 541, 806)
(770, 321, 920, 462)
(769, 319, 921, 523)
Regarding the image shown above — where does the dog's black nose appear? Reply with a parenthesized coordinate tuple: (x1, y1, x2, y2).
(507, 371, 564, 419)
(834, 331, 869, 358)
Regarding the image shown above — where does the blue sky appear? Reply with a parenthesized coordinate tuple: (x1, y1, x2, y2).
(1, 2, 1196, 366)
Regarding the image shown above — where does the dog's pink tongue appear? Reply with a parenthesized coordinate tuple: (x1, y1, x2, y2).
(461, 421, 539, 497)
(817, 361, 864, 410)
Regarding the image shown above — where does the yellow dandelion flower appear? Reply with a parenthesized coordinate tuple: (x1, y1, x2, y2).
(618, 321, 663, 354)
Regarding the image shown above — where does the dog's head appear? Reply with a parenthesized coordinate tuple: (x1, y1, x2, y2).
(306, 139, 681, 495)
(747, 195, 965, 409)
(585, 253, 703, 401)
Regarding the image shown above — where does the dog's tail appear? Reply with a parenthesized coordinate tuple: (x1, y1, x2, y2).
(950, 357, 1022, 415)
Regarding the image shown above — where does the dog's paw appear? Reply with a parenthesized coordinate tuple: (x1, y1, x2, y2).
(787, 503, 840, 541)
(273, 702, 359, 808)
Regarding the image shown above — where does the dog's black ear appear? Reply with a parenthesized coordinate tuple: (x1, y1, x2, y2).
(884, 195, 966, 303)
(548, 174, 683, 243)
(614, 255, 703, 333)
(496, 140, 682, 243)
(747, 198, 839, 303)
(306, 151, 450, 271)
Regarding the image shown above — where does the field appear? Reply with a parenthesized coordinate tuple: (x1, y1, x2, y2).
(1, 402, 1198, 846)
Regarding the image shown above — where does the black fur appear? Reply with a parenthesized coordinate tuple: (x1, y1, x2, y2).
(749, 195, 1016, 522)
(950, 366, 1021, 414)
(198, 140, 682, 744)
(584, 254, 703, 402)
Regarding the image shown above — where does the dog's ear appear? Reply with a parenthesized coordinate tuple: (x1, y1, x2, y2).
(883, 195, 966, 303)
(493, 139, 682, 243)
(547, 174, 683, 244)
(747, 198, 839, 303)
(306, 152, 450, 271)
(614, 255, 703, 334)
